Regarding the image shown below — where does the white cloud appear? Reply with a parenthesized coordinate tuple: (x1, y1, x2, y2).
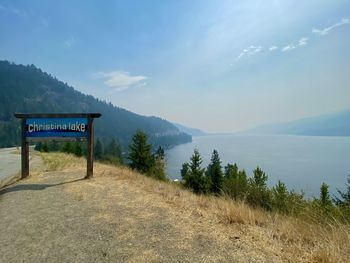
(298, 37, 308, 46)
(282, 44, 296, 52)
(312, 18, 350, 36)
(237, 45, 262, 60)
(269, 46, 278, 51)
(0, 4, 26, 16)
(93, 71, 147, 91)
(63, 37, 78, 48)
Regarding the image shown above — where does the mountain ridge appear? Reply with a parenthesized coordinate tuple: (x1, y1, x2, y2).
(0, 60, 191, 148)
(242, 109, 350, 136)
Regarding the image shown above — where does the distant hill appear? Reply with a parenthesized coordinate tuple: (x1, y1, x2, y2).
(173, 123, 207, 136)
(244, 109, 350, 136)
(0, 61, 191, 148)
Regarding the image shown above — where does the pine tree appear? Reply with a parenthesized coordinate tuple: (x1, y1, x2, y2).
(156, 146, 165, 160)
(128, 130, 153, 173)
(272, 180, 288, 213)
(222, 163, 248, 200)
(206, 150, 223, 194)
(320, 183, 332, 207)
(74, 142, 83, 157)
(148, 147, 167, 181)
(62, 142, 73, 153)
(42, 142, 49, 152)
(182, 149, 210, 194)
(247, 166, 272, 210)
(104, 138, 123, 165)
(94, 138, 103, 160)
(334, 175, 350, 206)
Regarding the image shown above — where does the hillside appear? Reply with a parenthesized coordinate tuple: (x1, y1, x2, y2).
(244, 109, 350, 136)
(173, 122, 207, 136)
(0, 152, 349, 262)
(0, 61, 191, 148)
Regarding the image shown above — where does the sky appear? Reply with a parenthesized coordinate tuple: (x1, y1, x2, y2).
(1, 0, 350, 133)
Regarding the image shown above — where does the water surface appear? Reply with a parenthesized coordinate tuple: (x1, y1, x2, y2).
(166, 135, 350, 197)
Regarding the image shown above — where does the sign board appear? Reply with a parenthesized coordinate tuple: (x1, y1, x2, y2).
(15, 113, 101, 179)
(25, 118, 88, 139)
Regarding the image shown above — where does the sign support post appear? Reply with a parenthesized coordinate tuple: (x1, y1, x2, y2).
(15, 113, 101, 180)
(86, 117, 94, 179)
(21, 118, 29, 179)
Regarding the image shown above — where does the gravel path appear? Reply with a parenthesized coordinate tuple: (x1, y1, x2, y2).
(0, 159, 282, 263)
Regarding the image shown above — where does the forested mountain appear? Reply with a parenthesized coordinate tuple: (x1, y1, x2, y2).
(243, 109, 350, 136)
(173, 122, 207, 136)
(0, 61, 191, 148)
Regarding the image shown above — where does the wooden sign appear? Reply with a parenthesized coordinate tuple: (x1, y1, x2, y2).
(14, 113, 101, 179)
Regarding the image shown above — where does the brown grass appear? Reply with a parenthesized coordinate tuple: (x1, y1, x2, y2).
(41, 152, 350, 263)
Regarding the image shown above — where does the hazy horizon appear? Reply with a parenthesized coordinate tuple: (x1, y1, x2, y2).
(1, 1, 350, 132)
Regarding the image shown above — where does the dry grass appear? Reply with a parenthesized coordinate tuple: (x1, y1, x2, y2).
(40, 152, 350, 262)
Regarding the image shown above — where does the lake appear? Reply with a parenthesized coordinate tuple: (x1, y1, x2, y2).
(166, 135, 350, 197)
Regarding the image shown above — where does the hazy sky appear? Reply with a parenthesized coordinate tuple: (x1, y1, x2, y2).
(1, 0, 350, 132)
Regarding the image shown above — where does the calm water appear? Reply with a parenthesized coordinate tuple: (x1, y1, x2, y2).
(166, 135, 350, 197)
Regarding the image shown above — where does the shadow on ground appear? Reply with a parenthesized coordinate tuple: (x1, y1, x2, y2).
(0, 178, 84, 196)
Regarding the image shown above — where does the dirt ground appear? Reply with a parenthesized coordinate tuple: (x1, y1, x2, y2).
(0, 154, 348, 262)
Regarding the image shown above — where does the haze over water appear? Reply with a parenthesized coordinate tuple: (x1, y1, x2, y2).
(166, 135, 350, 197)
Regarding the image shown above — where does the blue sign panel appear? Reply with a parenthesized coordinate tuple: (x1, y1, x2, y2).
(25, 118, 88, 138)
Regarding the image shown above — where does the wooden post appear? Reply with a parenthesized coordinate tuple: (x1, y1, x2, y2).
(21, 118, 29, 178)
(85, 117, 94, 179)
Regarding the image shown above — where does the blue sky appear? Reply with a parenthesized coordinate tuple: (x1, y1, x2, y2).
(1, 0, 350, 132)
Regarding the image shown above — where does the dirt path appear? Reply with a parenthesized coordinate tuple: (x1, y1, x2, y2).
(0, 156, 288, 263)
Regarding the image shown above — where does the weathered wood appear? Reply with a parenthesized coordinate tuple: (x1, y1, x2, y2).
(14, 113, 101, 119)
(85, 117, 94, 179)
(21, 118, 29, 178)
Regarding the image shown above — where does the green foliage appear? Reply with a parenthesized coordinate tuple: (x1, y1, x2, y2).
(222, 163, 248, 200)
(0, 60, 191, 149)
(320, 183, 332, 208)
(206, 150, 224, 194)
(104, 138, 123, 164)
(181, 149, 211, 194)
(333, 175, 350, 220)
(62, 142, 73, 154)
(94, 138, 103, 160)
(246, 167, 272, 210)
(148, 154, 167, 181)
(42, 142, 49, 152)
(128, 130, 154, 174)
(74, 143, 83, 157)
(271, 180, 289, 213)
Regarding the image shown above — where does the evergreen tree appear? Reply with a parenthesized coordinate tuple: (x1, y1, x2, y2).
(320, 183, 332, 208)
(206, 150, 223, 194)
(148, 148, 167, 181)
(334, 175, 350, 206)
(181, 163, 190, 181)
(247, 166, 272, 210)
(50, 141, 59, 151)
(34, 142, 43, 151)
(128, 130, 153, 173)
(74, 142, 83, 157)
(94, 138, 103, 160)
(272, 180, 289, 213)
(42, 142, 49, 152)
(104, 138, 123, 164)
(62, 142, 73, 154)
(182, 149, 210, 194)
(222, 163, 248, 200)
(156, 146, 165, 160)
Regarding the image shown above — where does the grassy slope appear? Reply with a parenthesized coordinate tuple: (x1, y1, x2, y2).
(0, 153, 349, 263)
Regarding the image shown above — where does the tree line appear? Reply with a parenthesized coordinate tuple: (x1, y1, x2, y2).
(181, 148, 350, 222)
(36, 130, 350, 222)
